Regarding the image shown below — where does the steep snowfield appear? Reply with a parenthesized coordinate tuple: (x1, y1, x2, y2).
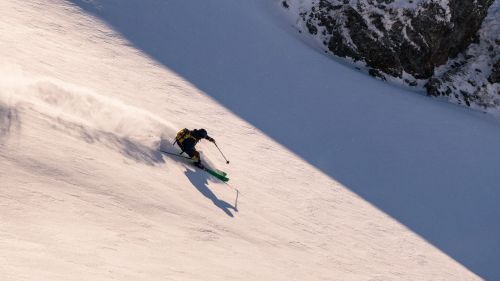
(1, 0, 499, 280)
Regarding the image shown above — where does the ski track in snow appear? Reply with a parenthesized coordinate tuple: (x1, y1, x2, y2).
(0, 0, 499, 280)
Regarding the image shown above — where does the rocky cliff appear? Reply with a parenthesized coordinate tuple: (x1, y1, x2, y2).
(283, 0, 499, 111)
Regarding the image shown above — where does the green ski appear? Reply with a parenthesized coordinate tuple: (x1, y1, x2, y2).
(204, 167, 229, 182)
(160, 150, 229, 182)
(214, 169, 227, 177)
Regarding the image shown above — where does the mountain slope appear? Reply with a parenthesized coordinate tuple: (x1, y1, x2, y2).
(1, 0, 499, 280)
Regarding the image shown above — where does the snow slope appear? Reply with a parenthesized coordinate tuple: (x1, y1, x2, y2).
(1, 0, 499, 280)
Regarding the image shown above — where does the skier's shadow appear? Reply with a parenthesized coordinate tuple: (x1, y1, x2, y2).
(184, 169, 237, 217)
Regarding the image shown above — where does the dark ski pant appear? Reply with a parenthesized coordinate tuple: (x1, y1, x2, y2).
(178, 139, 200, 163)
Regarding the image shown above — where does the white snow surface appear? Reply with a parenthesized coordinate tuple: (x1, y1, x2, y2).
(1, 0, 499, 280)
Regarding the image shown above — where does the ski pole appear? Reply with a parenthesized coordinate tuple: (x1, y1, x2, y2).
(214, 143, 230, 164)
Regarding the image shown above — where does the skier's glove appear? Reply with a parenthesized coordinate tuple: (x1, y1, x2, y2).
(207, 137, 215, 143)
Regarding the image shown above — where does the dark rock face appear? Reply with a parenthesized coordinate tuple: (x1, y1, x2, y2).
(490, 60, 500, 84)
(423, 4, 499, 109)
(300, 0, 493, 79)
(286, 0, 499, 110)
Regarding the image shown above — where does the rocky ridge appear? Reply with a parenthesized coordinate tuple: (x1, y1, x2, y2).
(282, 0, 499, 111)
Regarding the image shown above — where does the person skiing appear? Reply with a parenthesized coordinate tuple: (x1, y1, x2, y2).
(173, 128, 215, 168)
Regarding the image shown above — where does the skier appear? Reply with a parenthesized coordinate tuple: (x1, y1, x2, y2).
(173, 128, 215, 168)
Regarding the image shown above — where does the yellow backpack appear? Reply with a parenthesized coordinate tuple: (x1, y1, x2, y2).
(173, 128, 192, 146)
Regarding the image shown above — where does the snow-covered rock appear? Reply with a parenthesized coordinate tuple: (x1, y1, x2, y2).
(426, 3, 499, 110)
(282, 0, 498, 110)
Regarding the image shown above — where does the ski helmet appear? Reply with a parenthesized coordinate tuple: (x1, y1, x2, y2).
(197, 129, 208, 138)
